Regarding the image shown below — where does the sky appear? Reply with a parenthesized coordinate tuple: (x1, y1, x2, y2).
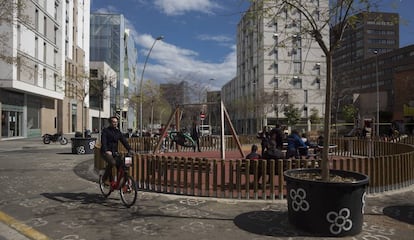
(90, 0, 414, 90)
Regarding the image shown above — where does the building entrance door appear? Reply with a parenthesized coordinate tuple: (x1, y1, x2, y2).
(1, 110, 23, 138)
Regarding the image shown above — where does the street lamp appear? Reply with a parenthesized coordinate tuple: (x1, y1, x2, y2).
(139, 35, 164, 136)
(374, 50, 379, 137)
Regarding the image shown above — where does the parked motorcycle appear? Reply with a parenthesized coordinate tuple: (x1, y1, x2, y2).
(42, 133, 68, 145)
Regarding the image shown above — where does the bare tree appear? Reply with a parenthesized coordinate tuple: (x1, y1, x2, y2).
(65, 68, 89, 131)
(130, 79, 171, 132)
(89, 69, 116, 138)
(0, 0, 27, 64)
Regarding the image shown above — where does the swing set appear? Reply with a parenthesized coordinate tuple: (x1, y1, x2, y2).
(153, 101, 245, 159)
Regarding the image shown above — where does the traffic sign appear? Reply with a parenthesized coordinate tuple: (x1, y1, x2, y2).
(200, 113, 206, 121)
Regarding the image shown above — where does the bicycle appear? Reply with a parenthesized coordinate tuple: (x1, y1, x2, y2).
(98, 153, 138, 207)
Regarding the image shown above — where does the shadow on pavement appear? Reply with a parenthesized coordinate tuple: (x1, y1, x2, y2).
(41, 192, 125, 209)
(233, 211, 309, 237)
(57, 152, 77, 155)
(383, 205, 414, 224)
(41, 192, 105, 205)
(74, 159, 97, 183)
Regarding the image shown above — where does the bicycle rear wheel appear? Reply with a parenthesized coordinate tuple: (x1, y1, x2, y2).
(99, 174, 112, 197)
(119, 175, 137, 207)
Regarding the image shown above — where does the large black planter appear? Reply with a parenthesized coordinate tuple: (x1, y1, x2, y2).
(284, 168, 369, 237)
(71, 137, 97, 154)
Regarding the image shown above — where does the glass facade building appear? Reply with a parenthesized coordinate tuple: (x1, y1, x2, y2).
(90, 13, 137, 131)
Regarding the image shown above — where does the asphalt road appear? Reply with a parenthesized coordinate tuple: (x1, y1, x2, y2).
(0, 140, 413, 240)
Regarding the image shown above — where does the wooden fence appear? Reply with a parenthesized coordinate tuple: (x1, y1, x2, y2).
(124, 135, 244, 153)
(94, 136, 414, 200)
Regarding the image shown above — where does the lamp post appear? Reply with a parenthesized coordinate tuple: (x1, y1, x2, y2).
(139, 35, 163, 136)
(374, 50, 379, 137)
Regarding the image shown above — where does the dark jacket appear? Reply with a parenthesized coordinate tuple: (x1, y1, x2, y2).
(101, 126, 131, 153)
(191, 125, 199, 139)
(246, 152, 261, 160)
(270, 127, 284, 149)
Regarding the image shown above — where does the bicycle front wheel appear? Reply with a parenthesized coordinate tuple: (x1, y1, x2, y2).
(99, 174, 112, 197)
(119, 175, 137, 207)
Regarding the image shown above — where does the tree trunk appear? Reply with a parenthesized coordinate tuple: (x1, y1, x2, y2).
(321, 53, 333, 181)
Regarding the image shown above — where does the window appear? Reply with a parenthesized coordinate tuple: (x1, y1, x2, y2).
(54, 26, 57, 43)
(294, 62, 302, 74)
(43, 68, 46, 88)
(34, 65, 38, 84)
(54, 2, 58, 20)
(304, 90, 308, 103)
(293, 49, 301, 61)
(35, 9, 39, 31)
(316, 77, 321, 89)
(54, 74, 58, 91)
(54, 49, 57, 67)
(35, 37, 38, 59)
(71, 104, 77, 132)
(43, 42, 47, 62)
(17, 57, 21, 81)
(273, 62, 278, 74)
(315, 63, 321, 75)
(65, 40, 68, 56)
(293, 77, 302, 89)
(90, 69, 98, 78)
(43, 16, 47, 36)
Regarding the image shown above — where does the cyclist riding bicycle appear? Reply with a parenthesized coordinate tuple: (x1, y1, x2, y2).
(101, 116, 133, 184)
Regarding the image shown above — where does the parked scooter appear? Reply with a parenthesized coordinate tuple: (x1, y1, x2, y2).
(42, 133, 68, 145)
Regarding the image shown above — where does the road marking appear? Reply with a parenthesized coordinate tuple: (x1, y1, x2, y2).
(0, 211, 50, 240)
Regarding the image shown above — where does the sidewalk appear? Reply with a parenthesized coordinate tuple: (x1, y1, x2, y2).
(0, 133, 100, 152)
(0, 137, 71, 152)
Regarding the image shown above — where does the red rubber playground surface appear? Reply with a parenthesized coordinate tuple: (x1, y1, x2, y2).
(157, 149, 248, 159)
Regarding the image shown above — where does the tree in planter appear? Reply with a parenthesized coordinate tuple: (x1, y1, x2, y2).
(309, 107, 322, 130)
(342, 104, 358, 123)
(247, 0, 377, 236)
(283, 103, 301, 128)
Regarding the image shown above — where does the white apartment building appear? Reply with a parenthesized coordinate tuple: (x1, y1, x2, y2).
(222, 0, 328, 134)
(89, 61, 117, 133)
(0, 0, 90, 139)
(60, 0, 90, 134)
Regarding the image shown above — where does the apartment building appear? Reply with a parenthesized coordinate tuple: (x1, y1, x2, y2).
(90, 13, 138, 132)
(88, 61, 117, 132)
(331, 12, 413, 126)
(222, 0, 328, 134)
(0, 0, 89, 139)
(334, 44, 414, 123)
(333, 12, 399, 113)
(61, 0, 90, 134)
